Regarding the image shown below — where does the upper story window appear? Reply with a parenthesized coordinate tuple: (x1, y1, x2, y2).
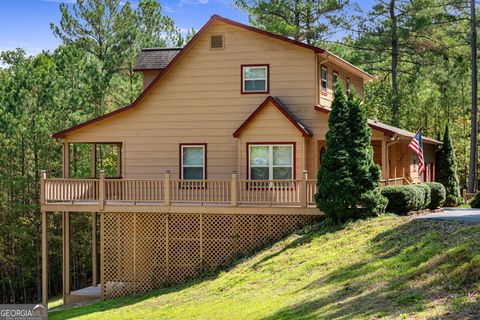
(333, 71, 339, 85)
(242, 65, 269, 94)
(248, 144, 294, 180)
(181, 144, 206, 180)
(210, 34, 224, 49)
(346, 77, 351, 95)
(321, 66, 328, 93)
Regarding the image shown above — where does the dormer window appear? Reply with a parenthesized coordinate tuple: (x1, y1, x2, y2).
(241, 65, 269, 94)
(210, 34, 224, 49)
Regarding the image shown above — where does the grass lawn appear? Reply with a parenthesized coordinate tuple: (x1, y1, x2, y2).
(50, 215, 480, 319)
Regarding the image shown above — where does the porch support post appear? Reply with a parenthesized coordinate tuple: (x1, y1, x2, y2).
(92, 213, 97, 286)
(41, 210, 48, 306)
(164, 172, 171, 206)
(381, 138, 388, 181)
(63, 142, 70, 178)
(231, 173, 238, 207)
(116, 144, 121, 177)
(99, 171, 105, 211)
(300, 170, 308, 208)
(91, 143, 97, 178)
(63, 211, 71, 299)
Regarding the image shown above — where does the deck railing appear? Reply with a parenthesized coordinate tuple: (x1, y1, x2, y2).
(40, 171, 412, 209)
(40, 171, 315, 208)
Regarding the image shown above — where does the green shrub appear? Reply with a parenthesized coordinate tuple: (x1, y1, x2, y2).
(414, 184, 431, 209)
(407, 185, 425, 211)
(382, 186, 419, 215)
(426, 182, 446, 209)
(316, 84, 386, 223)
(435, 126, 462, 205)
(470, 193, 480, 208)
(445, 194, 459, 207)
(382, 184, 436, 214)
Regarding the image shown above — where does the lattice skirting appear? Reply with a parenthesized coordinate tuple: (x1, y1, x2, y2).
(102, 212, 317, 299)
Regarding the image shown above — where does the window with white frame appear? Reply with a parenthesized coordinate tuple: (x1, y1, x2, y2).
(242, 65, 268, 93)
(181, 145, 205, 180)
(249, 144, 294, 180)
(321, 66, 328, 92)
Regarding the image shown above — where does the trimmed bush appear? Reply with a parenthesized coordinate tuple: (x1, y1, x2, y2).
(382, 183, 437, 214)
(426, 182, 446, 209)
(470, 193, 480, 208)
(414, 184, 431, 209)
(382, 186, 419, 215)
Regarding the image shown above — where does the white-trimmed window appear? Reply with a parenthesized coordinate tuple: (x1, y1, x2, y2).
(242, 65, 268, 93)
(249, 144, 294, 180)
(181, 144, 206, 180)
(321, 66, 328, 92)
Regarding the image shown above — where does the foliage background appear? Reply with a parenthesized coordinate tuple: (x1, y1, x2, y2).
(0, 0, 476, 304)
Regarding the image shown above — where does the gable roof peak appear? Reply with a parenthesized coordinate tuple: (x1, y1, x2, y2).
(233, 96, 313, 138)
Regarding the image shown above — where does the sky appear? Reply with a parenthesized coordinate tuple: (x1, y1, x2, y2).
(0, 0, 249, 56)
(0, 0, 375, 56)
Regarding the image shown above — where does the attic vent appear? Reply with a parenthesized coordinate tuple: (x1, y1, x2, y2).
(210, 34, 224, 49)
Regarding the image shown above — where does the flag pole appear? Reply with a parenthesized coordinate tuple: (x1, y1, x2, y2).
(396, 128, 422, 167)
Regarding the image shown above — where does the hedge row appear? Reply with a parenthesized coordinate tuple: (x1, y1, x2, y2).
(381, 182, 446, 215)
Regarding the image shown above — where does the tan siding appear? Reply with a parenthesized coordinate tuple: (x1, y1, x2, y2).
(62, 20, 411, 181)
(65, 20, 316, 179)
(235, 101, 304, 179)
(318, 60, 365, 108)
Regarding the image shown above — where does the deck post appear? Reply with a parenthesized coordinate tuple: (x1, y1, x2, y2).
(92, 212, 97, 286)
(99, 170, 105, 211)
(164, 172, 171, 206)
(40, 170, 46, 205)
(231, 173, 238, 207)
(63, 211, 71, 299)
(300, 170, 308, 208)
(41, 210, 48, 306)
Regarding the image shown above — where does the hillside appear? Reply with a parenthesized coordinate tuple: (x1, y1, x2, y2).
(51, 215, 480, 320)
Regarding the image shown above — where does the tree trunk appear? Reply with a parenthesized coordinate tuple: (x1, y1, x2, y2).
(390, 0, 400, 126)
(468, 0, 478, 193)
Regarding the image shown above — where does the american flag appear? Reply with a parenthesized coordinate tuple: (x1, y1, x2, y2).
(408, 129, 425, 174)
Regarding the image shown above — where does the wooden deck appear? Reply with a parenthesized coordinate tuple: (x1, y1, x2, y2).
(40, 172, 320, 213)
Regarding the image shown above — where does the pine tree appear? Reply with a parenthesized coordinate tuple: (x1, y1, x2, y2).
(436, 125, 462, 206)
(346, 93, 387, 217)
(315, 84, 386, 223)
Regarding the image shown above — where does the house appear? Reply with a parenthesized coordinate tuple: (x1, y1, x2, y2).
(39, 15, 442, 306)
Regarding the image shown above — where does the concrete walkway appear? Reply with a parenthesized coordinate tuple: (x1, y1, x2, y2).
(415, 208, 480, 223)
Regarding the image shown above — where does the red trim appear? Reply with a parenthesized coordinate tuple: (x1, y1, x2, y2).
(52, 15, 325, 139)
(246, 142, 297, 180)
(179, 143, 207, 181)
(234, 96, 312, 137)
(241, 64, 270, 94)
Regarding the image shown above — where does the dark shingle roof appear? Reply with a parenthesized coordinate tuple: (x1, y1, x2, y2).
(134, 48, 183, 71)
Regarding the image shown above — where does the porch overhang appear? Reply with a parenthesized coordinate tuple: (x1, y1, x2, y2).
(314, 105, 442, 145)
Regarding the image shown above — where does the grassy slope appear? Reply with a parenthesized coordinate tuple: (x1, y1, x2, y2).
(51, 215, 480, 320)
